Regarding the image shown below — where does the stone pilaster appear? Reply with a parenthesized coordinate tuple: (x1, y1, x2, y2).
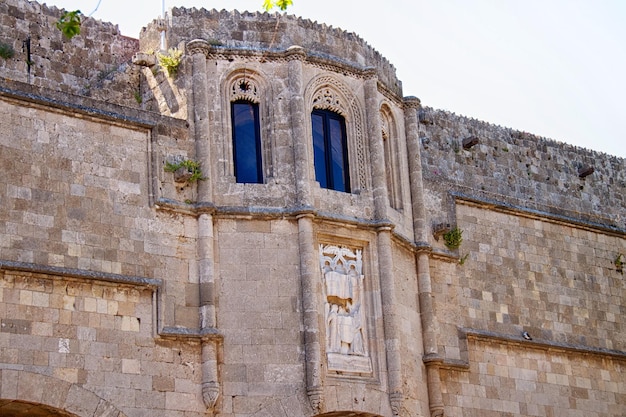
(377, 226, 404, 416)
(297, 213, 323, 413)
(286, 45, 313, 209)
(186, 39, 212, 202)
(188, 38, 220, 414)
(404, 96, 444, 417)
(363, 68, 389, 220)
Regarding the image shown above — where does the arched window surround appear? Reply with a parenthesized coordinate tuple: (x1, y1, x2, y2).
(380, 103, 403, 210)
(304, 74, 370, 193)
(220, 68, 274, 183)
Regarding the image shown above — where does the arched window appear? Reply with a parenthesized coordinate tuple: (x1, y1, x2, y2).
(231, 100, 262, 183)
(380, 105, 402, 210)
(311, 109, 350, 192)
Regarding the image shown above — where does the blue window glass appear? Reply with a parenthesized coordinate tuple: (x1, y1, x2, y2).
(231, 101, 262, 183)
(311, 109, 350, 192)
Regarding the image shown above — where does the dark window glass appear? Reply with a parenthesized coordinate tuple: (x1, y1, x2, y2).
(231, 101, 262, 183)
(311, 109, 350, 192)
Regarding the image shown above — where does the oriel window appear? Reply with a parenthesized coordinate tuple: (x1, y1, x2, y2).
(231, 100, 263, 183)
(311, 109, 350, 192)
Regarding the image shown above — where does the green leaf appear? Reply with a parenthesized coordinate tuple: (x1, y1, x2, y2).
(263, 0, 293, 11)
(275, 0, 293, 10)
(56, 10, 82, 39)
(262, 0, 274, 11)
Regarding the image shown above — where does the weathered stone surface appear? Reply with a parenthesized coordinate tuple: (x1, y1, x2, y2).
(0, 1, 624, 417)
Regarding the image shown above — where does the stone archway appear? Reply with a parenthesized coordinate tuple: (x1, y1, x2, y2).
(0, 370, 126, 417)
(0, 400, 78, 417)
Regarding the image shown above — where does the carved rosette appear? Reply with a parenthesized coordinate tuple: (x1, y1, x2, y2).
(230, 77, 260, 103)
(202, 381, 220, 410)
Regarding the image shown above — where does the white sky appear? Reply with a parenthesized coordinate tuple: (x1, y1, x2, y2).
(48, 0, 626, 158)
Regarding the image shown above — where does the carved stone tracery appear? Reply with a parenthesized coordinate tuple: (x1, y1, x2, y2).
(319, 244, 372, 374)
(230, 76, 260, 103)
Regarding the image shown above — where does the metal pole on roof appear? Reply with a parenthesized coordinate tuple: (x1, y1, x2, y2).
(160, 0, 166, 50)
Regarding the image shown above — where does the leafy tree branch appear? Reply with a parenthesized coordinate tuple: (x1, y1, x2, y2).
(57, 1, 293, 40)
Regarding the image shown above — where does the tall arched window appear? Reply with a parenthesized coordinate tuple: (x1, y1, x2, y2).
(231, 100, 262, 183)
(381, 105, 402, 210)
(311, 109, 350, 193)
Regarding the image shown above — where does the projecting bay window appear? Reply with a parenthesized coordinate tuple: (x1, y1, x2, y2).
(311, 109, 350, 193)
(231, 100, 263, 184)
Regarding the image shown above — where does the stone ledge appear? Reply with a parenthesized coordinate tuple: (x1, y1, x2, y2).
(452, 191, 626, 237)
(0, 259, 162, 288)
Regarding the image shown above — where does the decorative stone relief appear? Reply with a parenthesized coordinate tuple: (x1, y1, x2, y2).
(312, 88, 344, 114)
(230, 76, 259, 103)
(319, 244, 372, 374)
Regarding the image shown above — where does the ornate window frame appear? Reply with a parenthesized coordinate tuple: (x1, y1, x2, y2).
(220, 68, 274, 182)
(305, 75, 370, 193)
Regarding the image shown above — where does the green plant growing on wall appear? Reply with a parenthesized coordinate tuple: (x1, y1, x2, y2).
(157, 48, 183, 77)
(164, 159, 204, 184)
(0, 42, 15, 59)
(443, 227, 463, 250)
(615, 253, 624, 274)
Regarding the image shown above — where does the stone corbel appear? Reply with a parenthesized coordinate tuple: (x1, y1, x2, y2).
(307, 385, 324, 413)
(389, 391, 403, 416)
(201, 340, 220, 412)
(202, 380, 220, 410)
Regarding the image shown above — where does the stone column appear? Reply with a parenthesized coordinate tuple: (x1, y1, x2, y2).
(404, 96, 444, 417)
(286, 46, 323, 412)
(363, 68, 389, 220)
(377, 226, 404, 416)
(286, 45, 313, 208)
(187, 39, 220, 414)
(186, 39, 212, 202)
(297, 213, 323, 412)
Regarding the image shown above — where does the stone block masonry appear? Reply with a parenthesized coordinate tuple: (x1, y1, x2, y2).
(0, 0, 624, 416)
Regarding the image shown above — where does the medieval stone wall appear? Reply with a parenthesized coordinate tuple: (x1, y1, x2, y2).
(0, 1, 624, 417)
(0, 0, 140, 108)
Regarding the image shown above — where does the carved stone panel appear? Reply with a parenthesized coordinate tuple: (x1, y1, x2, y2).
(319, 244, 372, 375)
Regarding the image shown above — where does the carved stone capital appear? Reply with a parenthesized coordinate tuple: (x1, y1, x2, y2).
(389, 390, 403, 416)
(285, 45, 306, 61)
(186, 39, 211, 57)
(362, 67, 377, 80)
(403, 95, 421, 109)
(202, 381, 220, 410)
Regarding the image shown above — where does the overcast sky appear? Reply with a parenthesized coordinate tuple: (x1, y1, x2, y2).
(48, 0, 626, 159)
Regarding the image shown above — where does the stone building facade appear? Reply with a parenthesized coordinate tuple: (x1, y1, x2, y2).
(0, 1, 624, 416)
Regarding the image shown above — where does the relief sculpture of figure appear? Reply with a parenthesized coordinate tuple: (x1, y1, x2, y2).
(320, 244, 372, 374)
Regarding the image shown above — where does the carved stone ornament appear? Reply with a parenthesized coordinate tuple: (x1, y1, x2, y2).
(186, 39, 211, 57)
(202, 381, 220, 410)
(231, 76, 259, 103)
(307, 385, 324, 412)
(389, 391, 403, 416)
(319, 244, 372, 375)
(312, 88, 344, 114)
